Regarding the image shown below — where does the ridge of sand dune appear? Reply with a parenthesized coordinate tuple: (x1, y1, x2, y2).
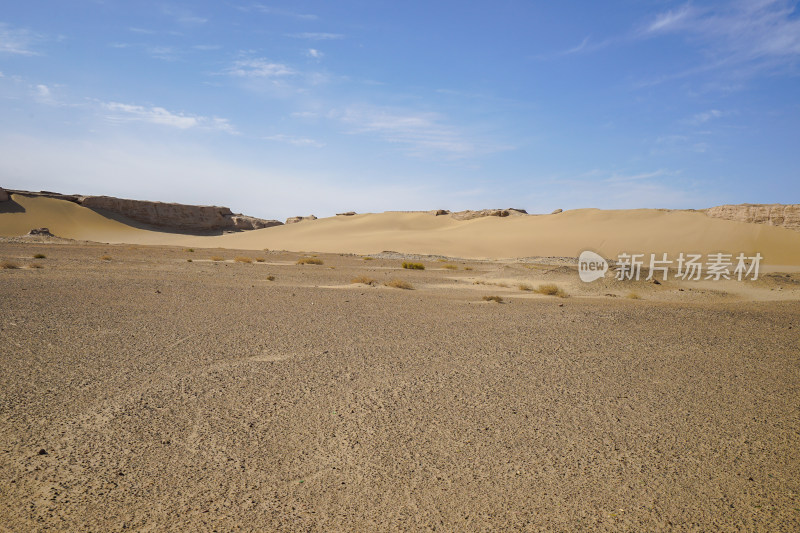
(3, 193, 800, 265)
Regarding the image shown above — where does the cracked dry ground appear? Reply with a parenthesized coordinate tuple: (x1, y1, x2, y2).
(1, 243, 799, 531)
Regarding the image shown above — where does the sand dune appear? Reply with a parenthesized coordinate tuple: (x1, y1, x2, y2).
(4, 193, 800, 266)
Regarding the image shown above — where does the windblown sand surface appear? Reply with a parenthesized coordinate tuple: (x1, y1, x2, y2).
(1, 241, 799, 531)
(4, 194, 800, 266)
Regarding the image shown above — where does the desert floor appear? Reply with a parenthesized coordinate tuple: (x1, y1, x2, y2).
(1, 240, 799, 531)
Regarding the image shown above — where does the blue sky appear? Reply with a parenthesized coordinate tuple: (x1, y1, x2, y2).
(1, 1, 798, 219)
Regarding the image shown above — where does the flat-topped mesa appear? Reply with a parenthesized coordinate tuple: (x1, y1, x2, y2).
(76, 196, 282, 232)
(3, 190, 282, 232)
(704, 204, 800, 231)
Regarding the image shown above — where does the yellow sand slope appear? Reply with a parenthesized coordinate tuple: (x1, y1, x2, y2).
(3, 194, 800, 265)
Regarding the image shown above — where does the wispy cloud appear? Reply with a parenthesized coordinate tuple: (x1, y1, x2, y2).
(604, 169, 669, 183)
(244, 4, 318, 20)
(644, 5, 694, 33)
(289, 32, 344, 40)
(161, 6, 207, 26)
(226, 58, 295, 78)
(686, 109, 731, 125)
(307, 48, 323, 60)
(110, 42, 182, 61)
(264, 134, 325, 147)
(641, 1, 800, 76)
(0, 23, 41, 56)
(329, 105, 509, 158)
(102, 102, 237, 133)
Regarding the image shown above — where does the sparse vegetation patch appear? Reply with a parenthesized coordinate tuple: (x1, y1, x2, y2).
(297, 257, 324, 265)
(33, 253, 46, 259)
(235, 256, 253, 263)
(384, 279, 414, 290)
(351, 276, 377, 285)
(210, 256, 225, 262)
(534, 283, 568, 298)
(100, 255, 112, 261)
(402, 262, 425, 270)
(483, 295, 504, 303)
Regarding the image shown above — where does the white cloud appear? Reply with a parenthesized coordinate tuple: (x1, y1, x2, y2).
(643, 1, 800, 74)
(101, 102, 238, 133)
(645, 5, 694, 33)
(307, 48, 323, 59)
(264, 134, 325, 147)
(226, 58, 295, 78)
(687, 109, 727, 124)
(0, 23, 40, 56)
(290, 32, 344, 40)
(604, 169, 669, 183)
(330, 105, 502, 158)
(246, 5, 318, 20)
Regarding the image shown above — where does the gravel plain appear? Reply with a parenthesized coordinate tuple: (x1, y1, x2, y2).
(1, 242, 799, 531)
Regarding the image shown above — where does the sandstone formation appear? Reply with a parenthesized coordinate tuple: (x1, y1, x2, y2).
(6, 190, 282, 233)
(551, 208, 563, 214)
(286, 215, 318, 224)
(704, 204, 800, 231)
(430, 209, 450, 216)
(450, 208, 527, 221)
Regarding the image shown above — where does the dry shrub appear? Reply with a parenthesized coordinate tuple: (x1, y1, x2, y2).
(518, 283, 533, 291)
(464, 266, 473, 271)
(297, 257, 323, 265)
(384, 279, 414, 290)
(266, 275, 276, 281)
(187, 259, 193, 262)
(210, 256, 225, 262)
(29, 263, 44, 269)
(184, 248, 195, 253)
(483, 295, 504, 303)
(33, 253, 46, 259)
(235, 256, 253, 263)
(402, 262, 425, 270)
(534, 283, 568, 298)
(255, 258, 266, 262)
(442, 264, 458, 270)
(100, 255, 112, 261)
(1, 260, 20, 269)
(626, 291, 642, 300)
(363, 256, 375, 261)
(351, 276, 377, 285)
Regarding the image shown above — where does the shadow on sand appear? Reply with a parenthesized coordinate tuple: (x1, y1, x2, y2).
(0, 199, 26, 214)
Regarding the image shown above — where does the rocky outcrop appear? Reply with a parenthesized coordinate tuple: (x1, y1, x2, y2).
(286, 215, 317, 224)
(450, 208, 527, 221)
(430, 209, 450, 216)
(76, 196, 282, 232)
(0, 188, 8, 202)
(704, 204, 800, 231)
(336, 211, 357, 216)
(551, 208, 563, 214)
(27, 228, 54, 236)
(6, 190, 282, 232)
